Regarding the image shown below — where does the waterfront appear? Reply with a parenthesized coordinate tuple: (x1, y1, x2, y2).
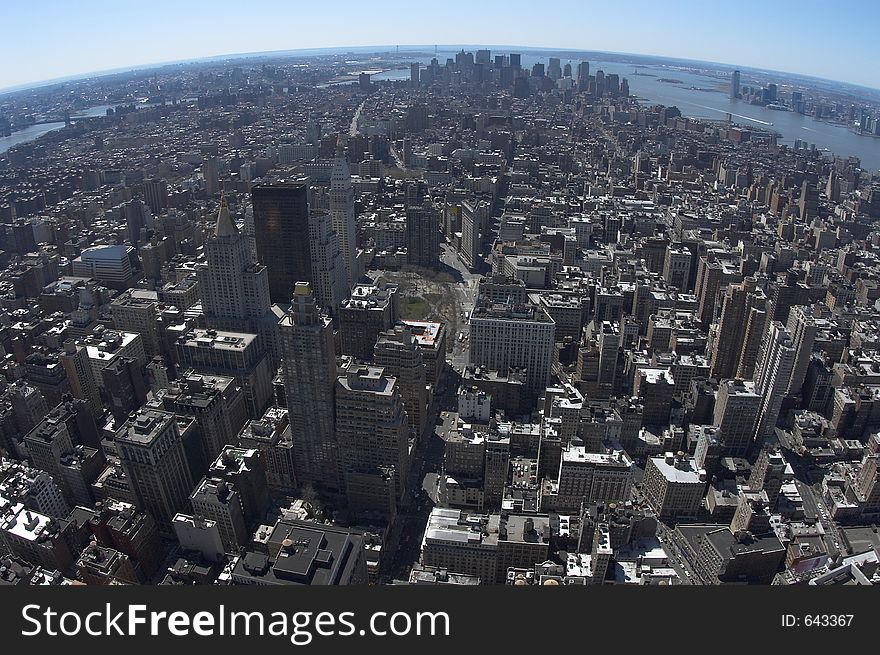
(0, 104, 114, 153)
(5, 52, 880, 169)
(0, 121, 65, 153)
(392, 51, 880, 171)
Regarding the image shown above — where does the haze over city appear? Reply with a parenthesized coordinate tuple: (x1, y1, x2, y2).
(2, 0, 878, 92)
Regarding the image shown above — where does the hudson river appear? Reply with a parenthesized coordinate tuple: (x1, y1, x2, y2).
(379, 52, 880, 171)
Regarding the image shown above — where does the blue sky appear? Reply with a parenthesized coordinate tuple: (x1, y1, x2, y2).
(1, 0, 875, 91)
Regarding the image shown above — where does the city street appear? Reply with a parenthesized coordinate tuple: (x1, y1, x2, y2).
(440, 243, 480, 373)
(380, 358, 460, 583)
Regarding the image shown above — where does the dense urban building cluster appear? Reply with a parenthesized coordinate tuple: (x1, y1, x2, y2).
(1, 47, 879, 588)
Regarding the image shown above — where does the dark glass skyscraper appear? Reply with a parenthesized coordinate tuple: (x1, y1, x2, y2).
(252, 180, 312, 303)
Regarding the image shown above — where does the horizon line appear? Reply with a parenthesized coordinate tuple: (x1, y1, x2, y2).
(2, 43, 879, 96)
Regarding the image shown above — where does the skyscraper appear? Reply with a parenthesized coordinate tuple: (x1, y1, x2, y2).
(330, 137, 360, 288)
(308, 208, 349, 314)
(754, 322, 797, 441)
(336, 364, 410, 515)
(710, 277, 761, 380)
(374, 325, 428, 439)
(199, 198, 270, 324)
(730, 70, 741, 99)
(203, 156, 220, 196)
(469, 295, 556, 400)
(252, 180, 313, 304)
(197, 198, 277, 361)
(143, 178, 168, 216)
(713, 379, 762, 457)
(406, 204, 440, 269)
(576, 61, 590, 83)
(279, 282, 339, 493)
(785, 304, 820, 398)
(410, 62, 420, 87)
(116, 409, 194, 531)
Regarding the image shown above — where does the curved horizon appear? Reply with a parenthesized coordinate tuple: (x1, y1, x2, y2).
(2, 42, 878, 98)
(1, 0, 877, 93)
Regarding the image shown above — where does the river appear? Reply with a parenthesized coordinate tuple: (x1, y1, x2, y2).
(0, 104, 116, 154)
(6, 57, 879, 170)
(387, 51, 880, 171)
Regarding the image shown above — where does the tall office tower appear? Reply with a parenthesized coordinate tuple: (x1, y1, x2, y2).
(111, 289, 162, 358)
(594, 69, 605, 95)
(748, 446, 789, 510)
(330, 137, 360, 288)
(605, 73, 620, 95)
(754, 322, 797, 441)
(189, 477, 248, 552)
(406, 204, 440, 269)
(100, 357, 148, 422)
(710, 277, 761, 380)
(159, 372, 249, 470)
(202, 156, 220, 196)
(410, 62, 420, 86)
(662, 244, 692, 292)
(469, 295, 556, 400)
(336, 364, 410, 514)
(694, 252, 741, 328)
(252, 180, 312, 304)
(597, 321, 620, 394)
(124, 198, 148, 247)
(23, 417, 74, 493)
(198, 198, 271, 329)
(854, 452, 880, 516)
(208, 446, 269, 526)
(461, 199, 487, 271)
(785, 305, 819, 398)
(798, 180, 819, 220)
(404, 179, 428, 207)
(238, 408, 297, 495)
(730, 70, 741, 99)
(308, 208, 349, 314)
(509, 53, 521, 70)
(547, 57, 562, 80)
(279, 282, 339, 494)
(9, 381, 49, 437)
(713, 379, 761, 456)
(826, 171, 841, 202)
(176, 329, 274, 420)
(143, 178, 168, 216)
(116, 409, 194, 531)
(374, 326, 428, 439)
(60, 339, 103, 416)
(735, 299, 769, 380)
(338, 280, 398, 360)
(576, 61, 590, 90)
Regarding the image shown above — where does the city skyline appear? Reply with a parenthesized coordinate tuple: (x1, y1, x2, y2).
(2, 9, 880, 609)
(2, 0, 879, 92)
